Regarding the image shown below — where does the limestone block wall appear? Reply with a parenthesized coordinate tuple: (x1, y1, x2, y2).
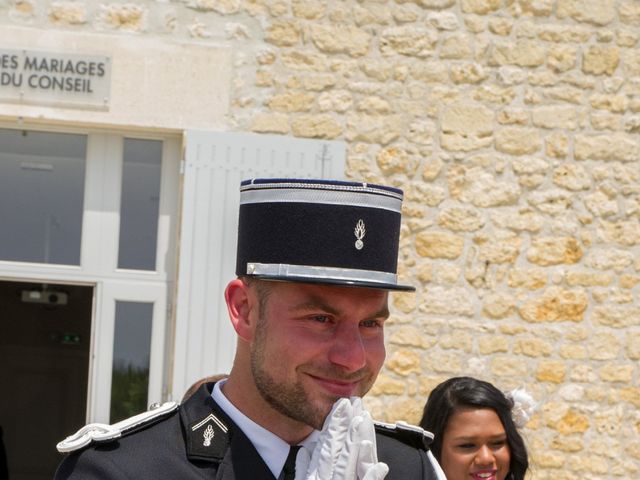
(2, 0, 639, 478)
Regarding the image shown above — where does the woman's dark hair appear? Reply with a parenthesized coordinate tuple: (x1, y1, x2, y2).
(419, 376, 529, 480)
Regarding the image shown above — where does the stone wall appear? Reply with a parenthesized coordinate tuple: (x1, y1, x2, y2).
(2, 0, 639, 478)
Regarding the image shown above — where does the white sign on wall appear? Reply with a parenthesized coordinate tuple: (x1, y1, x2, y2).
(0, 49, 111, 109)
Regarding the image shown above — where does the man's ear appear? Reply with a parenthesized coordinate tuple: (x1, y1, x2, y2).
(225, 278, 255, 342)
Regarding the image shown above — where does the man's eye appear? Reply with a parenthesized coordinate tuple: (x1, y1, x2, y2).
(361, 319, 382, 328)
(310, 315, 330, 323)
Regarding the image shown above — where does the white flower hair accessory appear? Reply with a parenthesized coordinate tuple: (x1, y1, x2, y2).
(505, 387, 536, 428)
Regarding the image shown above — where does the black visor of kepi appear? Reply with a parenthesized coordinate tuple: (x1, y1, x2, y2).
(235, 178, 415, 292)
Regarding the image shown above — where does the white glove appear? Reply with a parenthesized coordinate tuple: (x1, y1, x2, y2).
(352, 415, 388, 480)
(356, 439, 389, 480)
(295, 397, 353, 480)
(295, 397, 388, 480)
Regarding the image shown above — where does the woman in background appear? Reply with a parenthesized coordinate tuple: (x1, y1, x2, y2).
(419, 376, 533, 480)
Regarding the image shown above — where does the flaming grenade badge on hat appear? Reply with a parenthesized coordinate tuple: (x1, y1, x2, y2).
(354, 219, 366, 250)
(236, 178, 414, 291)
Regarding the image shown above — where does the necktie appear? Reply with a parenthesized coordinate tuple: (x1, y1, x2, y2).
(281, 445, 302, 480)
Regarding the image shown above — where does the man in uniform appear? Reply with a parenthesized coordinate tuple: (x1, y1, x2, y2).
(55, 178, 444, 479)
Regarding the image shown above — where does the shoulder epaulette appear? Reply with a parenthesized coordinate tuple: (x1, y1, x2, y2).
(374, 420, 434, 451)
(57, 401, 179, 453)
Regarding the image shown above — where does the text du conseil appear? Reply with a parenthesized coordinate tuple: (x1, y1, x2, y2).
(0, 54, 107, 93)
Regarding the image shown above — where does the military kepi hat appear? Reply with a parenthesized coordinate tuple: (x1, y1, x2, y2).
(235, 178, 414, 291)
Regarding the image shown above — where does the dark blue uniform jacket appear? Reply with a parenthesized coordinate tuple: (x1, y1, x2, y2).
(55, 383, 440, 479)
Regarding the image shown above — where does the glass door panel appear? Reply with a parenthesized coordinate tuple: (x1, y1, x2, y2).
(0, 280, 92, 479)
(110, 301, 153, 422)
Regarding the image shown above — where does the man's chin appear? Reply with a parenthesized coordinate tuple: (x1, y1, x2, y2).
(300, 377, 372, 426)
(296, 396, 336, 430)
(316, 396, 352, 427)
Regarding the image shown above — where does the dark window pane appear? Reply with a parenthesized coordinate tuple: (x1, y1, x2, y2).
(117, 138, 162, 270)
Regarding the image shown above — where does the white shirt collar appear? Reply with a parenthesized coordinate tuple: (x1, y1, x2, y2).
(212, 379, 319, 478)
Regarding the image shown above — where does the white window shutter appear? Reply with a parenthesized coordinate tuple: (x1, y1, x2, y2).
(171, 131, 346, 400)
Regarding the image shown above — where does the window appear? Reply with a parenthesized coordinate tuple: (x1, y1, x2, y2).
(117, 138, 163, 271)
(0, 128, 86, 265)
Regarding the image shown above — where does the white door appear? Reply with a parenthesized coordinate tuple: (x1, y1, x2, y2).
(172, 131, 346, 399)
(91, 281, 167, 422)
(0, 126, 180, 433)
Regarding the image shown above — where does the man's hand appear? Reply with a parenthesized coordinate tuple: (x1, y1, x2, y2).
(295, 397, 388, 480)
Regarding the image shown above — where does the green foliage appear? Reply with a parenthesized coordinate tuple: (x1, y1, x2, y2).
(110, 363, 149, 423)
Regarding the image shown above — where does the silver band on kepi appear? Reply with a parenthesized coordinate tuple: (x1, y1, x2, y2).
(246, 262, 399, 286)
(241, 180, 404, 200)
(240, 187, 402, 213)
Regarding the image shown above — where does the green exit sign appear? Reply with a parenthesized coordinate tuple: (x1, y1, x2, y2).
(61, 333, 81, 345)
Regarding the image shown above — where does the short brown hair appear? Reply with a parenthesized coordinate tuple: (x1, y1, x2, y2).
(181, 374, 227, 402)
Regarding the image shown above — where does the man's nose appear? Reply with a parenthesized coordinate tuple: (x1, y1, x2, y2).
(328, 323, 366, 371)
